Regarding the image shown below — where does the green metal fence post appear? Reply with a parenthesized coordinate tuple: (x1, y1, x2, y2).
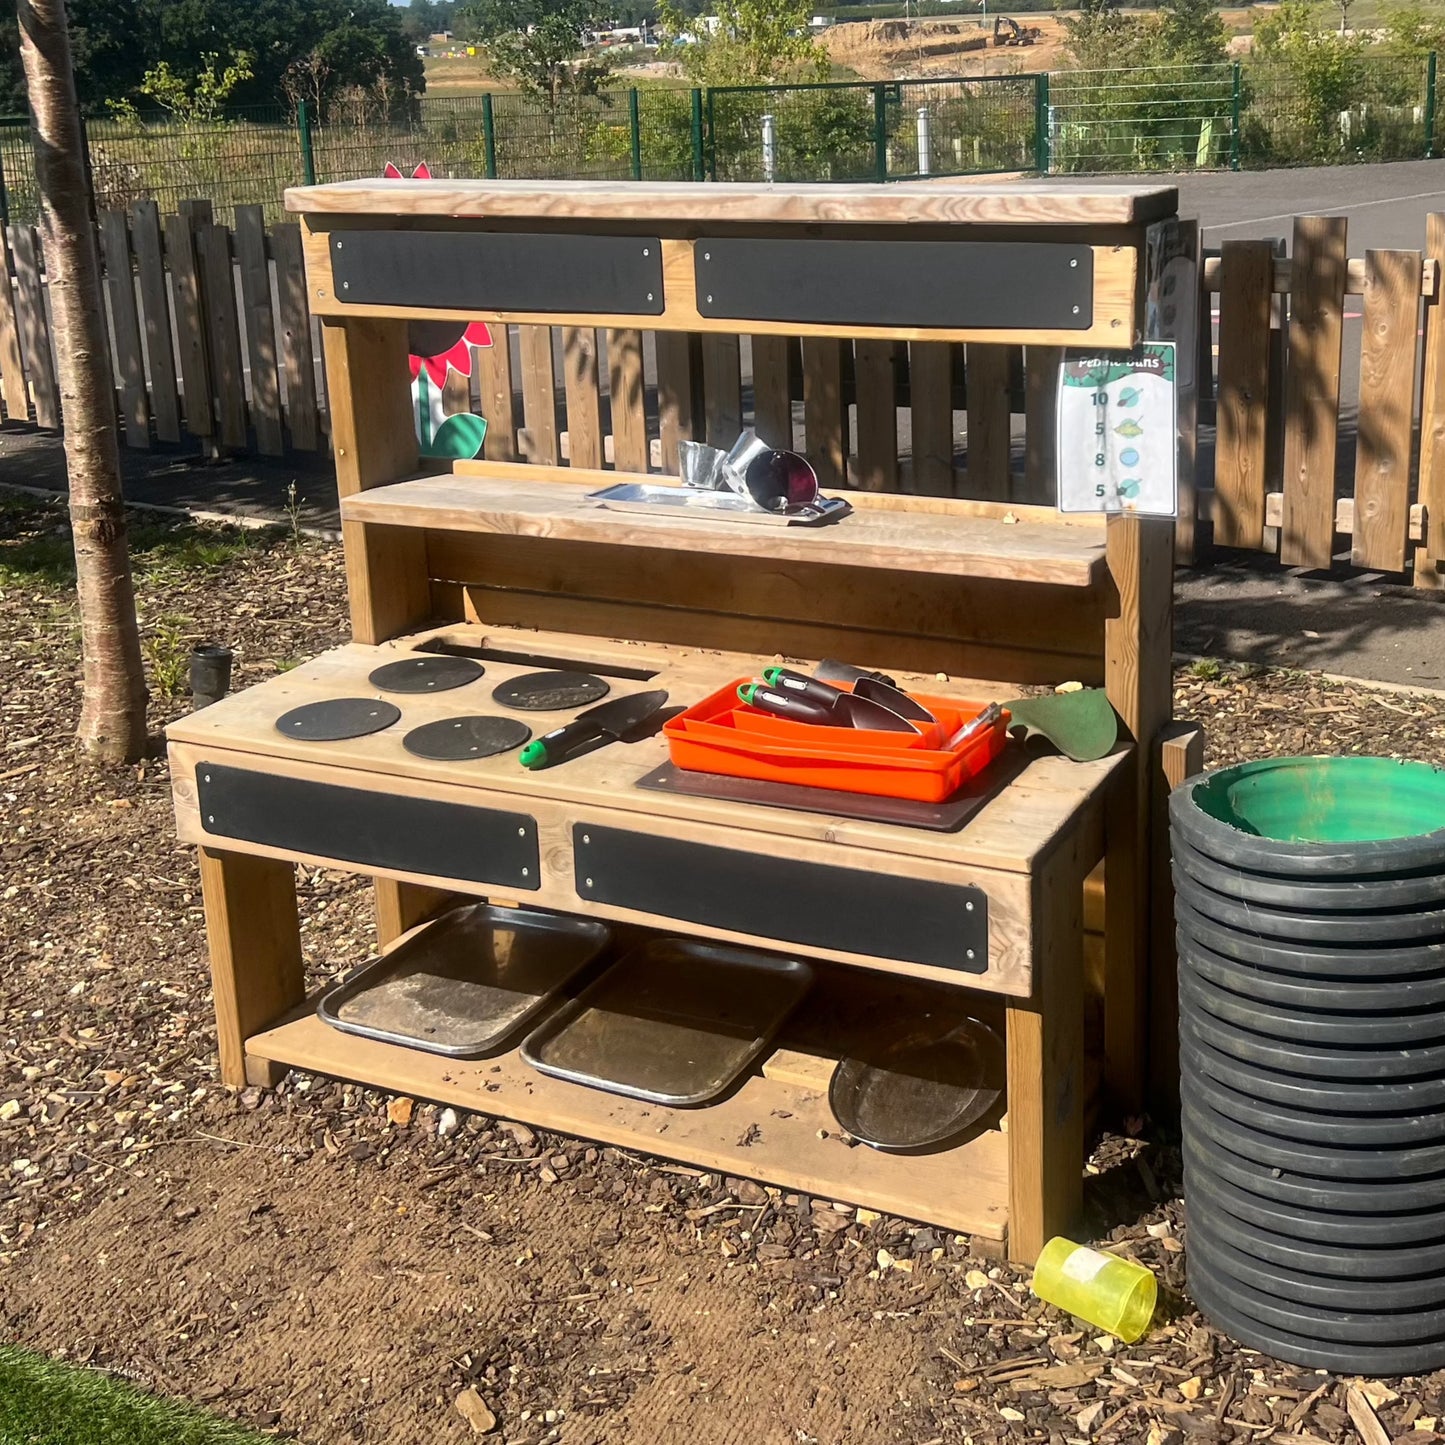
(1427, 52, 1438, 159)
(297, 100, 317, 186)
(481, 93, 498, 179)
(1230, 63, 1242, 172)
(1034, 72, 1050, 174)
(628, 88, 643, 180)
(873, 83, 888, 181)
(691, 88, 705, 182)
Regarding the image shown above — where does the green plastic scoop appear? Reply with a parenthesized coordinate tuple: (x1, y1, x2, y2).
(1003, 689, 1119, 763)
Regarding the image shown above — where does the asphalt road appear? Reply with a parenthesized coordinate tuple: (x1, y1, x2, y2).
(1176, 158, 1445, 248)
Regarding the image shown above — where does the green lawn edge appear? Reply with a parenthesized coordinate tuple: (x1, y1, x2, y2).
(0, 1345, 277, 1445)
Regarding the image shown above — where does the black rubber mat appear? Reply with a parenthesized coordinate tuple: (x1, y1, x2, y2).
(275, 698, 401, 741)
(493, 670, 609, 711)
(368, 655, 484, 693)
(403, 715, 532, 761)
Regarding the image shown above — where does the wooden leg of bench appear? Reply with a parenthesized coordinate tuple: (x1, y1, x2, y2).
(199, 847, 304, 1088)
(1007, 845, 1086, 1265)
(1148, 721, 1208, 1114)
(374, 879, 455, 948)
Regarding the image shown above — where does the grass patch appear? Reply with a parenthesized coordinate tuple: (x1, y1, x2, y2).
(0, 493, 273, 590)
(0, 1346, 275, 1445)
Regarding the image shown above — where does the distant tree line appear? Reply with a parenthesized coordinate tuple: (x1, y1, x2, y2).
(0, 0, 425, 117)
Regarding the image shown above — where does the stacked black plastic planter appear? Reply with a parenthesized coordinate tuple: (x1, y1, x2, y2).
(1170, 756, 1445, 1373)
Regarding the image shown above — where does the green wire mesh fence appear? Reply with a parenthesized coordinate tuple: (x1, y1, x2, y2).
(1240, 52, 1433, 166)
(0, 58, 1441, 226)
(1046, 64, 1237, 173)
(0, 106, 301, 227)
(705, 76, 1039, 183)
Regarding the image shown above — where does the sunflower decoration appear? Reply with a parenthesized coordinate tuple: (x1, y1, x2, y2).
(384, 162, 493, 460)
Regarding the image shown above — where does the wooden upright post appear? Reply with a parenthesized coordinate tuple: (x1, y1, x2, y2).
(1417, 214, 1445, 589)
(1102, 514, 1174, 1115)
(199, 848, 304, 1087)
(1006, 810, 1096, 1264)
(1149, 721, 1207, 1113)
(320, 312, 446, 944)
(322, 316, 427, 644)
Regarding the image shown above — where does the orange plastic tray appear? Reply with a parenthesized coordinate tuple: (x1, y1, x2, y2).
(664, 678, 1010, 803)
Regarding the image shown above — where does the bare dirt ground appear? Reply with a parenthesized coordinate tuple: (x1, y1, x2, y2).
(820, 8, 1268, 80)
(3, 491, 1445, 1444)
(822, 17, 1069, 81)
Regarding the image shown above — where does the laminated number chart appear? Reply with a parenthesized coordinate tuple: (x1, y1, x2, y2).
(1056, 343, 1178, 517)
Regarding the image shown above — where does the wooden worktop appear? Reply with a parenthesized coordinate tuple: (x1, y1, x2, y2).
(285, 177, 1179, 227)
(166, 622, 1123, 880)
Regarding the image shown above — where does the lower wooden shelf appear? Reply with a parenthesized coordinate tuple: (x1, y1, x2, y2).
(245, 1009, 1010, 1243)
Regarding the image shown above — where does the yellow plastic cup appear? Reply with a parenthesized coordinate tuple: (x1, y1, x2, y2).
(1030, 1237, 1157, 1342)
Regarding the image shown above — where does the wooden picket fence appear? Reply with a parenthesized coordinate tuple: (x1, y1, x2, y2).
(4, 199, 1445, 589)
(1198, 215, 1445, 590)
(0, 200, 324, 457)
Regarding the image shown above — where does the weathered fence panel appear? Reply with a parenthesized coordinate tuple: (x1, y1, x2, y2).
(1278, 216, 1347, 569)
(1201, 215, 1442, 584)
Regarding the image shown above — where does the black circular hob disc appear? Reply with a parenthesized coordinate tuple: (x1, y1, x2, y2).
(275, 697, 401, 742)
(492, 670, 609, 712)
(403, 715, 532, 761)
(368, 655, 484, 694)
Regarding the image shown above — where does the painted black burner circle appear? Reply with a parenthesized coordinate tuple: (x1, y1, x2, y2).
(402, 715, 533, 761)
(368, 655, 484, 693)
(275, 697, 402, 742)
(492, 671, 610, 712)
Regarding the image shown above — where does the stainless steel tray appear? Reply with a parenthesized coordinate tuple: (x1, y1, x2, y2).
(317, 903, 612, 1058)
(586, 482, 851, 527)
(520, 938, 814, 1106)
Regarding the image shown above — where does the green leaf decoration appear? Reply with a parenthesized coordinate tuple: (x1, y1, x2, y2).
(421, 411, 489, 460)
(1114, 419, 1144, 437)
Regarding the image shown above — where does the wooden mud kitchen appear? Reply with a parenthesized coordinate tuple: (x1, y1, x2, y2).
(167, 178, 1193, 1263)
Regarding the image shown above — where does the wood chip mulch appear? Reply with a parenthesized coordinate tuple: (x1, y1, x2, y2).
(2, 490, 1444, 1444)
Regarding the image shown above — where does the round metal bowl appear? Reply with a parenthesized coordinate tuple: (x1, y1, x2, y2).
(829, 1016, 1004, 1153)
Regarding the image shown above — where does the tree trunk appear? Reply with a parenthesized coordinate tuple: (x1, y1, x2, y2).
(18, 0, 148, 764)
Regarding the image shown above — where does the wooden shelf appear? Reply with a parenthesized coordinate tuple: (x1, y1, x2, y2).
(341, 476, 1109, 589)
(286, 176, 1178, 228)
(245, 1007, 1010, 1242)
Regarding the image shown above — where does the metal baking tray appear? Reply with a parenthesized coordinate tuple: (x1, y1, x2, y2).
(586, 482, 851, 527)
(317, 903, 612, 1058)
(520, 938, 814, 1106)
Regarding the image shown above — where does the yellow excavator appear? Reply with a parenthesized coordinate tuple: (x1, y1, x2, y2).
(992, 15, 1041, 44)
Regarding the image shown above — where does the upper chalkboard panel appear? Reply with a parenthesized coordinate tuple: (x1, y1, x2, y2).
(694, 238, 1095, 330)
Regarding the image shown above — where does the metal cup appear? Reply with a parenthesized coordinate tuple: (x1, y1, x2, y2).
(189, 643, 233, 710)
(723, 429, 820, 513)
